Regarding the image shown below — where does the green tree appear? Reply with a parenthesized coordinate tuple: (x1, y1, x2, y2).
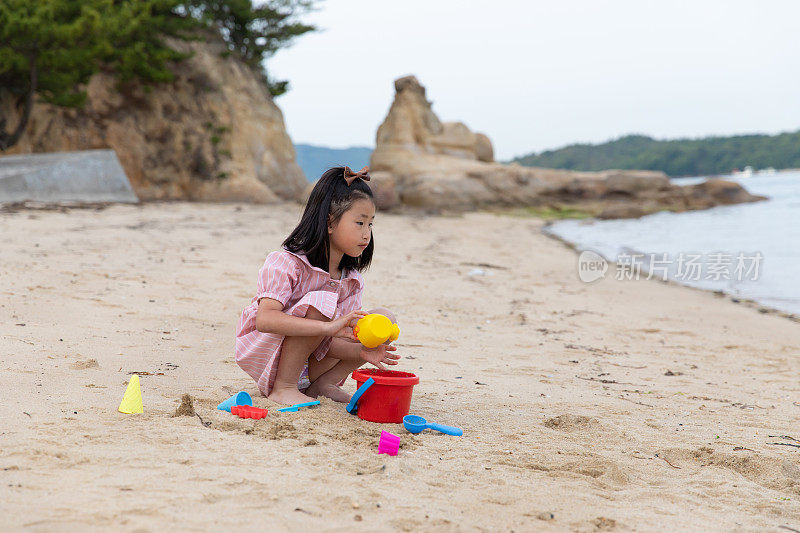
(0, 0, 108, 149)
(191, 0, 315, 96)
(0, 0, 315, 151)
(103, 0, 201, 85)
(513, 132, 800, 177)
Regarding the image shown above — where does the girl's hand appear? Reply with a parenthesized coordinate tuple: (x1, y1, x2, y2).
(326, 309, 369, 341)
(359, 344, 401, 370)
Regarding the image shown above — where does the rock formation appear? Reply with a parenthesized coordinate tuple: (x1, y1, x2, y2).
(374, 76, 494, 163)
(369, 75, 764, 217)
(0, 32, 305, 203)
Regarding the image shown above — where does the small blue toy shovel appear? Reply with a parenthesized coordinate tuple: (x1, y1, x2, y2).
(403, 415, 463, 436)
(276, 400, 320, 413)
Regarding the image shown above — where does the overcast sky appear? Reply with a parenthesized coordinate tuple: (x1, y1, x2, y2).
(267, 0, 800, 161)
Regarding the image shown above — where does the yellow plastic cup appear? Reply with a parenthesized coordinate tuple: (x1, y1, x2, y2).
(354, 313, 400, 348)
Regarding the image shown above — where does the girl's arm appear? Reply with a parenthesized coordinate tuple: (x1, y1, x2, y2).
(255, 298, 330, 336)
(329, 337, 401, 369)
(327, 337, 362, 360)
(255, 298, 366, 338)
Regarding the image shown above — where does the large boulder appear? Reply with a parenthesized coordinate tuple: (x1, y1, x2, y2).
(603, 171, 671, 194)
(0, 32, 305, 203)
(687, 178, 759, 205)
(370, 75, 764, 217)
(373, 76, 494, 165)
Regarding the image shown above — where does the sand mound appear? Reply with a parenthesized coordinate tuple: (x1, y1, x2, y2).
(544, 413, 600, 431)
(70, 359, 99, 369)
(172, 394, 195, 417)
(495, 452, 631, 487)
(656, 446, 800, 495)
(592, 516, 619, 530)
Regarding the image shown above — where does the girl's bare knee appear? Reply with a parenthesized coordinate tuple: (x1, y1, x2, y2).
(307, 354, 340, 382)
(283, 334, 320, 349)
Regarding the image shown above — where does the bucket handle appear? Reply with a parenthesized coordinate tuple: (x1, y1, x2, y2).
(346, 378, 375, 415)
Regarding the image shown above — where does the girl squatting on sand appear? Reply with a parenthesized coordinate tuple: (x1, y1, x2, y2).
(234, 166, 400, 405)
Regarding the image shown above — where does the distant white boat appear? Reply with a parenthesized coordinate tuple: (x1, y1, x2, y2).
(758, 167, 777, 176)
(733, 166, 754, 178)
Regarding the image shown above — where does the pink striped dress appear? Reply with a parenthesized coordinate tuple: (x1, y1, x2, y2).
(234, 247, 364, 396)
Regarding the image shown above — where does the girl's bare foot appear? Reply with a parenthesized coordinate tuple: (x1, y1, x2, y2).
(305, 381, 352, 403)
(267, 386, 316, 406)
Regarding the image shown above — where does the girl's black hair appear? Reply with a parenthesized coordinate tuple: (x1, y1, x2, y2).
(282, 166, 375, 274)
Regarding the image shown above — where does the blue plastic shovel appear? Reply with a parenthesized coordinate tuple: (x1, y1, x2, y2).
(403, 415, 463, 436)
(277, 400, 321, 412)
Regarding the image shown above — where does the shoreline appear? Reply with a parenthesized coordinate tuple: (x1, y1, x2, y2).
(539, 220, 800, 324)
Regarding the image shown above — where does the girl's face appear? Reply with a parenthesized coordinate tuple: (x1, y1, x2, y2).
(328, 198, 375, 257)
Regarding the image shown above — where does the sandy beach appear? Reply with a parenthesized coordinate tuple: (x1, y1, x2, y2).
(2, 201, 800, 531)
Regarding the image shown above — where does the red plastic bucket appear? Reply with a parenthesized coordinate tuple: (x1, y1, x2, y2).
(351, 369, 419, 423)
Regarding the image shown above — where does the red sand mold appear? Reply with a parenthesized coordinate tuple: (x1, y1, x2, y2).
(231, 405, 268, 419)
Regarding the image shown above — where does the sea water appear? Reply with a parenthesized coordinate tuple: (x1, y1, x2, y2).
(545, 170, 800, 315)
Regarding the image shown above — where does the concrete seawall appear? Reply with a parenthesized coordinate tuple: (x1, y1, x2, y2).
(0, 150, 138, 204)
